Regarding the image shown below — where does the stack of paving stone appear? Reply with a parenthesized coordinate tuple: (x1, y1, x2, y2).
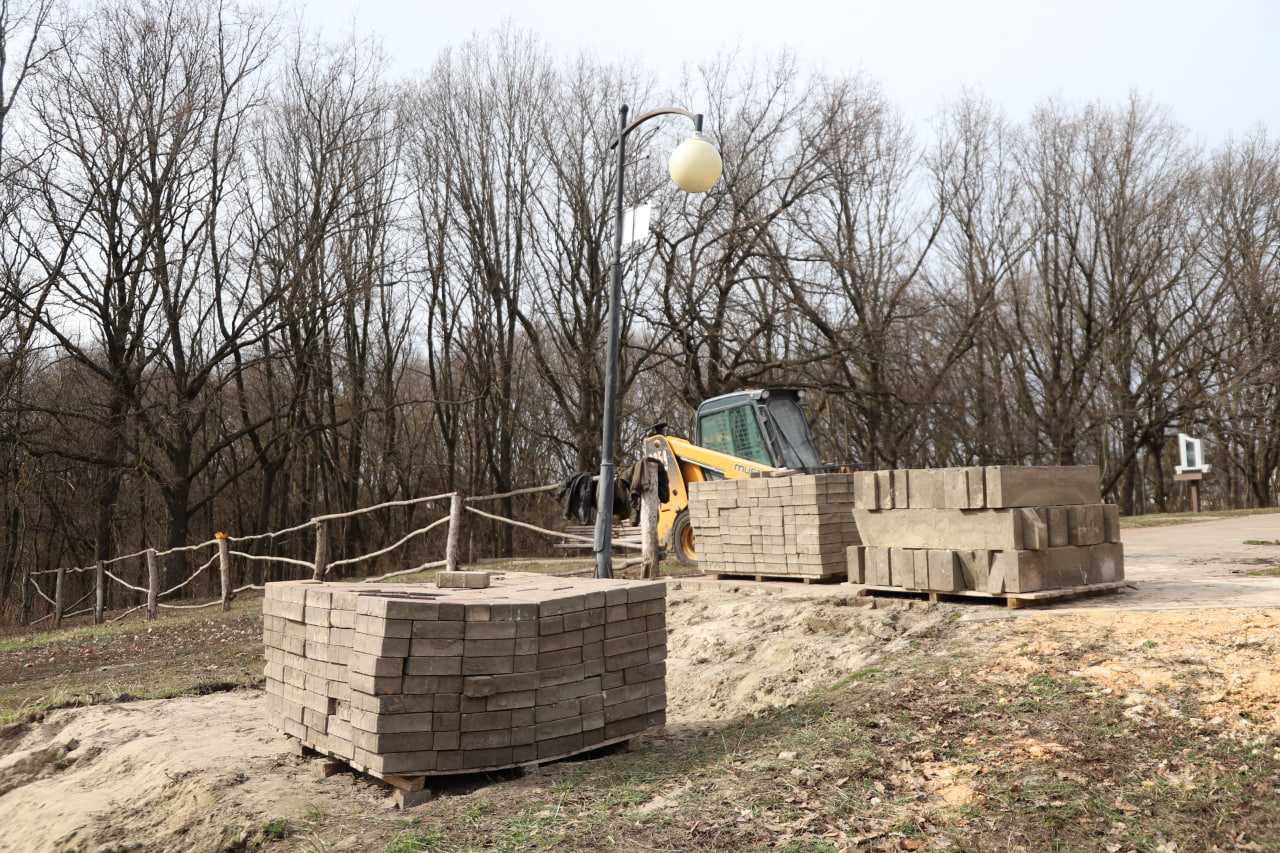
(262, 572, 667, 779)
(847, 465, 1123, 595)
(687, 473, 860, 581)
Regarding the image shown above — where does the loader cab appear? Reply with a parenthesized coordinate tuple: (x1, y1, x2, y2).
(693, 389, 822, 471)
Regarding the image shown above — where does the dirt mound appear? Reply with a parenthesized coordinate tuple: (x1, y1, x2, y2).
(665, 588, 945, 722)
(0, 589, 944, 852)
(0, 691, 390, 853)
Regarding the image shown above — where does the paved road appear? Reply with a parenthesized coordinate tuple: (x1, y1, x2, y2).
(675, 512, 1280, 612)
(1070, 512, 1280, 611)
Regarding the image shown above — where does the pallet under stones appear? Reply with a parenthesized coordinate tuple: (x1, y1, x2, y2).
(704, 570, 848, 585)
(289, 730, 642, 808)
(851, 580, 1133, 609)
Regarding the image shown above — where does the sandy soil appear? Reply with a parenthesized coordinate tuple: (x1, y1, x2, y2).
(0, 587, 941, 853)
(0, 691, 352, 852)
(664, 585, 945, 722)
(975, 607, 1280, 737)
(2, 512, 1276, 852)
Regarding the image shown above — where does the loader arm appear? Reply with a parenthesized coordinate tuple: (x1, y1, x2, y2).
(643, 433, 783, 563)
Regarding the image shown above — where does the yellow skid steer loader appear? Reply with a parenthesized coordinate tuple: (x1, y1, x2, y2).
(642, 388, 826, 565)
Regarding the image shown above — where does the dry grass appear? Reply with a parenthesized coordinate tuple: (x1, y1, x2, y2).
(354, 617, 1279, 852)
(4, 571, 1277, 850)
(0, 595, 264, 726)
(2, 608, 1276, 851)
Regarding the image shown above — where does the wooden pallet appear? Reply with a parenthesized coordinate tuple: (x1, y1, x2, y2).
(290, 734, 638, 808)
(851, 580, 1134, 609)
(707, 571, 847, 585)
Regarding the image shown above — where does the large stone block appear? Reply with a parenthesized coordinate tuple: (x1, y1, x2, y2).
(846, 545, 865, 584)
(912, 549, 930, 590)
(853, 507, 1028, 551)
(957, 550, 991, 591)
(1068, 505, 1105, 546)
(1102, 505, 1121, 544)
(991, 550, 1046, 593)
(942, 468, 971, 510)
(853, 471, 878, 509)
(927, 550, 963, 592)
(1046, 507, 1070, 548)
(863, 546, 891, 586)
(1042, 546, 1091, 588)
(982, 465, 1101, 508)
(889, 548, 914, 588)
(1018, 507, 1050, 550)
(1091, 542, 1125, 582)
(876, 470, 895, 510)
(907, 469, 942, 509)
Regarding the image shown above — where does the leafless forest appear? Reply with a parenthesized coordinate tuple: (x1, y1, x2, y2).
(0, 0, 1277, 620)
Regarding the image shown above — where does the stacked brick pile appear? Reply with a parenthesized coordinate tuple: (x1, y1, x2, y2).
(687, 473, 860, 580)
(262, 572, 667, 778)
(847, 465, 1124, 595)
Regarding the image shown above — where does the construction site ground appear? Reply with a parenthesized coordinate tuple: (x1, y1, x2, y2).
(0, 514, 1277, 851)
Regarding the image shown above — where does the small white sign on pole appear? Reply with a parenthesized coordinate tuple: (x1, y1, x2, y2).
(1175, 433, 1210, 474)
(621, 204, 652, 246)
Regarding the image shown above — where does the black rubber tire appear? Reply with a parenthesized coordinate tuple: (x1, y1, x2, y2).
(671, 509, 697, 566)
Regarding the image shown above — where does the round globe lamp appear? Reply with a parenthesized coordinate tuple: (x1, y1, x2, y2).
(669, 132, 722, 193)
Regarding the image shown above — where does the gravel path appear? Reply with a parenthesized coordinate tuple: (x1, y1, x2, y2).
(1059, 511, 1280, 611)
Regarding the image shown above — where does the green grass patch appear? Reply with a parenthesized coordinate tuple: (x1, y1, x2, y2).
(0, 592, 264, 653)
(1246, 565, 1280, 577)
(260, 817, 291, 841)
(1120, 507, 1280, 528)
(0, 598, 264, 726)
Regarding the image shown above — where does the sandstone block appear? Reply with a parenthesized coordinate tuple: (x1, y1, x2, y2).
(927, 549, 963, 592)
(991, 550, 1045, 593)
(1068, 505, 1105, 546)
(436, 571, 491, 589)
(983, 465, 1101, 508)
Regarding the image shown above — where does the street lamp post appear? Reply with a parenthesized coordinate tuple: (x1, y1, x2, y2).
(593, 104, 722, 579)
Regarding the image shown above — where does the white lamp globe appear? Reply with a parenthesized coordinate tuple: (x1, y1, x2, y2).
(668, 132, 722, 193)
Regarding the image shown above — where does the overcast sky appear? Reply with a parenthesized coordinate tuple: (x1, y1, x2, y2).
(307, 0, 1278, 144)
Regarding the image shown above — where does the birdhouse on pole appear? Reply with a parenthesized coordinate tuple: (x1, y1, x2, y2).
(1172, 433, 1209, 512)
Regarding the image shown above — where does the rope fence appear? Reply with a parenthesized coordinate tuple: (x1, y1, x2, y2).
(21, 471, 664, 631)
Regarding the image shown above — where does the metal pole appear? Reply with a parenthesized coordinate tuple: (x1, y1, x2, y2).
(594, 103, 629, 580)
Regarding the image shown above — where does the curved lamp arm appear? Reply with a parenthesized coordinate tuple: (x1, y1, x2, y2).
(594, 102, 711, 580)
(610, 106, 704, 150)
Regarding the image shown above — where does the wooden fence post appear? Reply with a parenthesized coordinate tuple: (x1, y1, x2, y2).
(312, 521, 328, 580)
(94, 559, 105, 624)
(216, 534, 232, 610)
(445, 491, 464, 572)
(19, 566, 31, 626)
(146, 549, 159, 620)
(53, 564, 65, 628)
(640, 459, 661, 579)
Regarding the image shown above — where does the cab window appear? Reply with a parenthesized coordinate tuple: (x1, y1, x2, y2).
(699, 405, 772, 465)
